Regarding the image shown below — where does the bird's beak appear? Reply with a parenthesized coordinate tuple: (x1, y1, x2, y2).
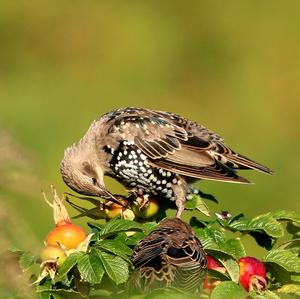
(96, 181, 127, 208)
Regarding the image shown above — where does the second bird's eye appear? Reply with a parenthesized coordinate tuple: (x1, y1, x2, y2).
(92, 177, 97, 185)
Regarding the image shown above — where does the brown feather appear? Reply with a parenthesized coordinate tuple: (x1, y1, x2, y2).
(131, 218, 206, 292)
(150, 159, 251, 184)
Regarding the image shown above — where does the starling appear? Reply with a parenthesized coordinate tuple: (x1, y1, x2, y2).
(60, 107, 272, 217)
(131, 217, 207, 291)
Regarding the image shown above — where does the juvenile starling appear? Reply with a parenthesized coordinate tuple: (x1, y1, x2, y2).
(60, 107, 272, 217)
(131, 218, 206, 291)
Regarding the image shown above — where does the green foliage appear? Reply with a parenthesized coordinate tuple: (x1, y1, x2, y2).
(8, 207, 300, 299)
(210, 281, 246, 299)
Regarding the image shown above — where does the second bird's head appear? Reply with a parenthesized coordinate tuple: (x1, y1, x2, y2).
(60, 144, 107, 197)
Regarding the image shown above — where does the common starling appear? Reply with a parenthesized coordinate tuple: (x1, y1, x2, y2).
(60, 107, 272, 217)
(131, 217, 206, 291)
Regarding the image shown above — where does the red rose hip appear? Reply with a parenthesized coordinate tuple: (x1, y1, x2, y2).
(238, 256, 267, 292)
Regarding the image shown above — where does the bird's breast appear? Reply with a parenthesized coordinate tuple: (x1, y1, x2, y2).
(108, 141, 180, 200)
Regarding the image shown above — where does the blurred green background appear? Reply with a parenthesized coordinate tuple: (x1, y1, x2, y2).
(0, 0, 299, 257)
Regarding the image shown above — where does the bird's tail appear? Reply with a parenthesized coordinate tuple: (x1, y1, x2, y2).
(228, 153, 273, 175)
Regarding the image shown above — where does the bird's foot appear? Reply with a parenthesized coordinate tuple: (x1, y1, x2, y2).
(134, 194, 150, 210)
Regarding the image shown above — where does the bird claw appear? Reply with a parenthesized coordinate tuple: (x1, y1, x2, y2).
(134, 194, 150, 210)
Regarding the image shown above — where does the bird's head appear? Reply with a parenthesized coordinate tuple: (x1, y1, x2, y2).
(60, 144, 107, 197)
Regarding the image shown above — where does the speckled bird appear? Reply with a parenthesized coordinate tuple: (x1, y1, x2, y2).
(131, 218, 207, 291)
(60, 107, 272, 217)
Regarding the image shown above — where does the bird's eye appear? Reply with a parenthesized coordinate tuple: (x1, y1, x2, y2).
(92, 177, 97, 185)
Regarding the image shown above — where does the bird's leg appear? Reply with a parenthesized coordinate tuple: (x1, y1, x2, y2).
(128, 190, 150, 210)
(174, 183, 187, 218)
(175, 202, 185, 218)
(135, 194, 150, 210)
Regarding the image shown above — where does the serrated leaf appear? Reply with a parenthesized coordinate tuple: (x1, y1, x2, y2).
(210, 281, 246, 299)
(229, 214, 284, 238)
(277, 284, 300, 296)
(96, 239, 132, 262)
(77, 250, 105, 284)
(262, 290, 282, 299)
(185, 194, 210, 216)
(263, 249, 300, 273)
(277, 238, 300, 250)
(140, 222, 158, 234)
(8, 246, 23, 254)
(125, 231, 147, 246)
(197, 227, 245, 259)
(269, 210, 300, 224)
(97, 251, 129, 285)
(89, 218, 143, 238)
(55, 252, 83, 282)
(221, 239, 246, 259)
(219, 258, 240, 283)
(19, 251, 36, 271)
(195, 227, 225, 248)
(253, 290, 281, 299)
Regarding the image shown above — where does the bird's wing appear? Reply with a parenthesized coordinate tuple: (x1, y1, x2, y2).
(165, 235, 206, 270)
(132, 233, 168, 268)
(104, 108, 271, 183)
(156, 110, 273, 174)
(163, 232, 206, 291)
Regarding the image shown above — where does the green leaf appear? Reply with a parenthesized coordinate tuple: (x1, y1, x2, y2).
(39, 289, 89, 299)
(219, 258, 240, 283)
(89, 289, 113, 297)
(253, 290, 281, 299)
(89, 218, 143, 238)
(197, 227, 245, 259)
(125, 231, 148, 246)
(286, 222, 300, 237)
(207, 268, 229, 281)
(185, 194, 210, 216)
(210, 281, 246, 299)
(277, 238, 300, 250)
(269, 210, 300, 224)
(143, 287, 186, 299)
(291, 273, 300, 282)
(229, 214, 284, 238)
(97, 251, 129, 285)
(277, 284, 300, 296)
(55, 252, 83, 282)
(38, 292, 52, 299)
(77, 249, 105, 284)
(221, 238, 246, 259)
(249, 231, 274, 250)
(19, 251, 36, 271)
(140, 221, 158, 234)
(36, 276, 52, 290)
(263, 249, 300, 273)
(195, 227, 225, 249)
(96, 239, 132, 262)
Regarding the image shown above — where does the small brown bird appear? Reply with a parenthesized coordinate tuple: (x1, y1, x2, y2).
(131, 218, 207, 291)
(60, 107, 272, 218)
